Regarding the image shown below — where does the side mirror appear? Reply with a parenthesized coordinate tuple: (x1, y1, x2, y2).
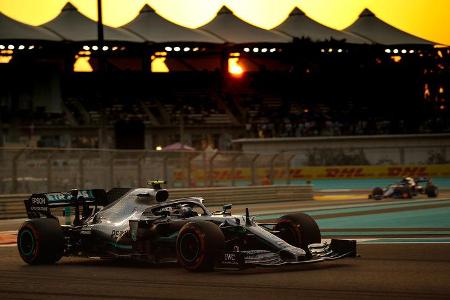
(153, 189, 169, 202)
(222, 204, 232, 215)
(70, 189, 78, 199)
(212, 204, 233, 215)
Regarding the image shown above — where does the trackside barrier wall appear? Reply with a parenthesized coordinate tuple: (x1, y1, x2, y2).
(1, 147, 449, 194)
(176, 164, 450, 182)
(232, 134, 450, 165)
(0, 185, 312, 219)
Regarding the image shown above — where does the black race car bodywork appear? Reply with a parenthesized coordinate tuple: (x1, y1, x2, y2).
(369, 177, 439, 200)
(18, 182, 356, 271)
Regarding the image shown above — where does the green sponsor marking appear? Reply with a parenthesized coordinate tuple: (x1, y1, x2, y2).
(156, 231, 178, 242)
(46, 190, 95, 202)
(108, 242, 132, 250)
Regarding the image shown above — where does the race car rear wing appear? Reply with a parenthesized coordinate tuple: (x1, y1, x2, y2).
(24, 189, 108, 219)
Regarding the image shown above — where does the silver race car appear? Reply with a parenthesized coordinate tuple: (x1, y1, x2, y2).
(18, 181, 356, 271)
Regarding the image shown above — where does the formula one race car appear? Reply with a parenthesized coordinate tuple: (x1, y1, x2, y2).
(369, 177, 439, 200)
(18, 181, 356, 272)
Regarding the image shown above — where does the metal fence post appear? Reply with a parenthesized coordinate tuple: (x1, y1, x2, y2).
(162, 156, 168, 187)
(137, 152, 146, 187)
(47, 152, 53, 192)
(399, 147, 405, 164)
(286, 154, 295, 185)
(78, 153, 85, 189)
(208, 151, 219, 187)
(230, 153, 241, 187)
(11, 149, 25, 194)
(202, 151, 207, 187)
(251, 154, 259, 186)
(109, 152, 115, 189)
(269, 153, 279, 185)
(185, 153, 190, 188)
(187, 153, 197, 188)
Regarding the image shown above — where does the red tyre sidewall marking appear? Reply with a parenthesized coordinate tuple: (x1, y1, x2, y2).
(187, 226, 206, 270)
(178, 225, 206, 270)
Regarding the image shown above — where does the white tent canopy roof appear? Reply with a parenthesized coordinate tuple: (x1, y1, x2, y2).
(122, 5, 223, 43)
(345, 9, 434, 45)
(2, 5, 435, 46)
(40, 3, 143, 42)
(0, 11, 61, 41)
(199, 6, 291, 44)
(274, 8, 369, 44)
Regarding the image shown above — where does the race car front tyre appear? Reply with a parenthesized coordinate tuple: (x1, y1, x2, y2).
(17, 218, 64, 265)
(274, 213, 321, 252)
(176, 221, 225, 272)
(371, 187, 384, 200)
(425, 184, 439, 198)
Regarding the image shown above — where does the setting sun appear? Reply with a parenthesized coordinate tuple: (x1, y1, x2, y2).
(0, 0, 448, 45)
(228, 53, 244, 76)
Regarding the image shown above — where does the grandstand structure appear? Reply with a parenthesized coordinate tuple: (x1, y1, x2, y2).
(0, 4, 449, 151)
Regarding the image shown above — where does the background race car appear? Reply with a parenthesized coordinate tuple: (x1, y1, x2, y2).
(369, 177, 439, 200)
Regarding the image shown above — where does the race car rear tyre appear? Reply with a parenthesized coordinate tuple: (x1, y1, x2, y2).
(176, 221, 224, 272)
(400, 187, 412, 199)
(371, 187, 384, 200)
(17, 218, 64, 265)
(425, 184, 439, 198)
(394, 186, 412, 199)
(274, 213, 321, 251)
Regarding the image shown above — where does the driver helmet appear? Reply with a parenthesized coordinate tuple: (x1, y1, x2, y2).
(402, 177, 416, 186)
(180, 204, 196, 218)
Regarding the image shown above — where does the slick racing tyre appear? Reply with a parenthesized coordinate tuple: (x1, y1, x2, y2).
(371, 187, 384, 200)
(394, 186, 412, 199)
(425, 184, 439, 198)
(176, 221, 224, 272)
(274, 213, 321, 251)
(400, 186, 412, 199)
(17, 218, 64, 265)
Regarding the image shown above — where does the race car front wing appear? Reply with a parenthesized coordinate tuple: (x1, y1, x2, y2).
(218, 239, 357, 268)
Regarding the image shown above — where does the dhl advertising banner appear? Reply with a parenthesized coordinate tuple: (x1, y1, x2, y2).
(174, 165, 450, 181)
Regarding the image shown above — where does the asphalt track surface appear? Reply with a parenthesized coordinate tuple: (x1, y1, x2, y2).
(1, 192, 450, 300)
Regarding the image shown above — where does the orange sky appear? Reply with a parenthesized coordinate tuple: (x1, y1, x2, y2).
(0, 0, 449, 45)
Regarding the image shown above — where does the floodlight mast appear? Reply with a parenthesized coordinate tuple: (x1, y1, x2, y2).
(97, 0, 104, 46)
(96, 0, 106, 148)
(97, 0, 105, 74)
